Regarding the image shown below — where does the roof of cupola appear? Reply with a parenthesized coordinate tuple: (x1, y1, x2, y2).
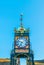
(14, 13, 29, 33)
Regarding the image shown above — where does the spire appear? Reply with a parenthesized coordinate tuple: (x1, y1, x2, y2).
(20, 13, 23, 27)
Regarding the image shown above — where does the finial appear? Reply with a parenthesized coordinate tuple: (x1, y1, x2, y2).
(20, 13, 23, 27)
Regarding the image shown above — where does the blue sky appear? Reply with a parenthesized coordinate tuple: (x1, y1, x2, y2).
(20, 58, 26, 65)
(0, 0, 44, 60)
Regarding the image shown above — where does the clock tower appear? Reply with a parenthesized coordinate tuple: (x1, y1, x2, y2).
(10, 14, 34, 65)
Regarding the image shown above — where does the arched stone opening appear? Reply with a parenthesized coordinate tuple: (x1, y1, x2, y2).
(13, 54, 31, 65)
(16, 54, 29, 58)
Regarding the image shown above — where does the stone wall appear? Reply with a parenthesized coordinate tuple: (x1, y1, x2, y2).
(0, 62, 44, 65)
(0, 62, 10, 65)
(0, 59, 44, 65)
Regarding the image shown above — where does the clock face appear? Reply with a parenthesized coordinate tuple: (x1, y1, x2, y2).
(16, 37, 28, 47)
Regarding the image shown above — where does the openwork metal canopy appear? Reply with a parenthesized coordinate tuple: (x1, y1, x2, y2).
(10, 14, 34, 65)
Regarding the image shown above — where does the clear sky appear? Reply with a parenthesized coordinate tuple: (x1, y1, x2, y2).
(0, 0, 44, 60)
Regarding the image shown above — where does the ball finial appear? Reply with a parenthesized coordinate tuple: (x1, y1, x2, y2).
(20, 13, 23, 16)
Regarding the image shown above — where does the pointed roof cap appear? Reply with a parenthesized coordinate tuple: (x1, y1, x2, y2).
(14, 14, 29, 33)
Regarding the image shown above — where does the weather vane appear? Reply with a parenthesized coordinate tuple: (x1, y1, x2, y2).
(20, 13, 23, 27)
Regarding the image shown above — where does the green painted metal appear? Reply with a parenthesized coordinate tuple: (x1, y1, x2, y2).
(10, 15, 34, 65)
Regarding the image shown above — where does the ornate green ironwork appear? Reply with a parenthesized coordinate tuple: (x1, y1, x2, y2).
(10, 14, 34, 65)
